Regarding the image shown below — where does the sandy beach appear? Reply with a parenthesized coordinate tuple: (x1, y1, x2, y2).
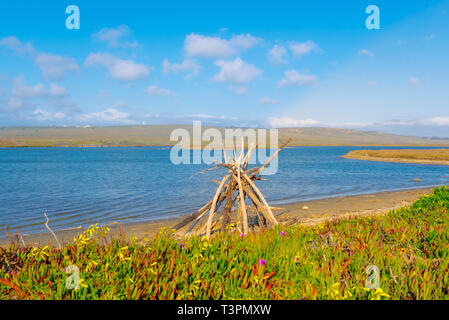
(343, 154, 449, 166)
(342, 149, 449, 166)
(0, 186, 437, 247)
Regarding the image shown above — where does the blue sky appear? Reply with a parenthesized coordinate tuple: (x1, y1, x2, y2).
(0, 0, 448, 137)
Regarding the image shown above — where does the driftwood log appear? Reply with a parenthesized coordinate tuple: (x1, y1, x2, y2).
(174, 138, 291, 239)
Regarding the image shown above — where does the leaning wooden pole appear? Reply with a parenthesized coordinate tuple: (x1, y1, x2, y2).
(173, 137, 291, 238)
(206, 174, 230, 239)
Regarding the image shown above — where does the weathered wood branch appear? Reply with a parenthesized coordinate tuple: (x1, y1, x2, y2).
(175, 137, 290, 238)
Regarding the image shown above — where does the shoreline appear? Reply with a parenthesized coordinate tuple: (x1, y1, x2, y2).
(0, 185, 439, 247)
(342, 154, 449, 166)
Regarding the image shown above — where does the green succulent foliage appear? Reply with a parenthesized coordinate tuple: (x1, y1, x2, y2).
(1, 186, 449, 300)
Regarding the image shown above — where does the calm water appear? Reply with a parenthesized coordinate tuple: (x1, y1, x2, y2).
(0, 146, 448, 235)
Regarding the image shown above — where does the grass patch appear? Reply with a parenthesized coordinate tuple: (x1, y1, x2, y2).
(1, 186, 449, 300)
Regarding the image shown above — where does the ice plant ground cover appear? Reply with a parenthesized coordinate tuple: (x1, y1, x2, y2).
(1, 186, 449, 300)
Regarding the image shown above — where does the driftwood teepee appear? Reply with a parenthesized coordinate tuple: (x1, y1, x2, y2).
(174, 138, 291, 239)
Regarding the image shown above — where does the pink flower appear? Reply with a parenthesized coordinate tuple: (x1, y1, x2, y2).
(258, 259, 267, 266)
(280, 231, 286, 236)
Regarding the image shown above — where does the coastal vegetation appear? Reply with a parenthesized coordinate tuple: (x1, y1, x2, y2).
(1, 186, 449, 300)
(343, 149, 449, 165)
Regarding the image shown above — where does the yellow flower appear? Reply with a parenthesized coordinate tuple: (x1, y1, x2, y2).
(343, 290, 353, 299)
(118, 251, 131, 261)
(78, 278, 88, 289)
(85, 260, 98, 272)
(361, 287, 371, 292)
(31, 246, 49, 259)
(370, 288, 391, 300)
(326, 283, 341, 299)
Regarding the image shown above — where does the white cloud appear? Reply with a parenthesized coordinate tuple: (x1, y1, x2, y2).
(26, 107, 134, 124)
(184, 33, 261, 58)
(260, 97, 280, 105)
(0, 36, 79, 81)
(35, 53, 79, 80)
(12, 82, 47, 99)
(268, 45, 287, 64)
(146, 85, 176, 97)
(266, 117, 319, 128)
(0, 36, 36, 55)
(213, 58, 262, 84)
(111, 101, 128, 109)
(12, 81, 67, 99)
(227, 33, 261, 50)
(277, 70, 317, 87)
(7, 97, 26, 110)
(421, 117, 449, 126)
(187, 113, 241, 124)
(162, 58, 199, 78)
(92, 25, 138, 48)
(188, 113, 226, 119)
(231, 85, 248, 95)
(358, 49, 373, 56)
(262, 117, 449, 131)
(289, 40, 319, 58)
(371, 117, 449, 128)
(85, 52, 149, 82)
(76, 108, 132, 123)
(48, 84, 68, 97)
(29, 109, 66, 121)
(367, 81, 377, 87)
(328, 118, 449, 129)
(5, 79, 75, 113)
(185, 33, 234, 58)
(409, 77, 420, 87)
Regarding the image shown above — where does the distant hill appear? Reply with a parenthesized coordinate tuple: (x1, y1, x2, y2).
(1, 125, 449, 147)
(277, 127, 449, 146)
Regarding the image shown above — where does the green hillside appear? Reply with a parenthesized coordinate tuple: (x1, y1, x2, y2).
(1, 125, 449, 147)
